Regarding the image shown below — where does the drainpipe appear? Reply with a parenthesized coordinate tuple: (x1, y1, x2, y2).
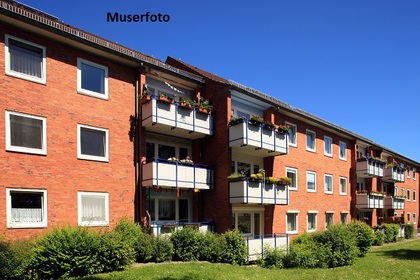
(134, 64, 142, 223)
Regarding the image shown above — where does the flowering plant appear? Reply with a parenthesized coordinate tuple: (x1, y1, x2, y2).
(277, 176, 292, 185)
(277, 124, 290, 133)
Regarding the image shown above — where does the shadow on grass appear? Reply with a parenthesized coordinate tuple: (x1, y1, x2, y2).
(379, 249, 420, 261)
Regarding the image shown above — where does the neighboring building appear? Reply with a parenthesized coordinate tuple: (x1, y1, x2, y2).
(0, 1, 418, 256)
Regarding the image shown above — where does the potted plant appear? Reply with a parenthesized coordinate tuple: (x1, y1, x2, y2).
(140, 85, 152, 104)
(277, 124, 290, 134)
(263, 121, 275, 131)
(179, 156, 194, 165)
(178, 97, 196, 109)
(167, 157, 179, 164)
(249, 115, 264, 126)
(197, 99, 213, 114)
(227, 173, 246, 182)
(229, 115, 245, 126)
(250, 172, 264, 182)
(356, 190, 368, 195)
(277, 176, 292, 185)
(265, 176, 277, 184)
(158, 92, 174, 104)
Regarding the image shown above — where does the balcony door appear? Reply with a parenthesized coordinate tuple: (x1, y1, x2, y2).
(231, 206, 263, 238)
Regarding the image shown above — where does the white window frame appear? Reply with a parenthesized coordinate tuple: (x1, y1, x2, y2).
(340, 212, 348, 224)
(77, 58, 109, 99)
(5, 111, 47, 155)
(306, 171, 316, 193)
(324, 174, 333, 194)
(286, 167, 298, 191)
(413, 168, 416, 180)
(339, 141, 347, 160)
(286, 210, 299, 234)
(325, 211, 334, 228)
(6, 188, 48, 228)
(5, 34, 46, 84)
(413, 190, 417, 202)
(407, 189, 411, 201)
(78, 191, 109, 226)
(286, 122, 297, 147)
(77, 124, 109, 162)
(306, 129, 316, 152)
(324, 136, 332, 157)
(307, 211, 318, 232)
(407, 167, 411, 178)
(400, 188, 405, 197)
(339, 177, 348, 195)
(413, 213, 417, 225)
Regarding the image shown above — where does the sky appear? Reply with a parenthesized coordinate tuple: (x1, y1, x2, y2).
(15, 0, 420, 162)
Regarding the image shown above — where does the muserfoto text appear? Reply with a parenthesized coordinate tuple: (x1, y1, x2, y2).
(107, 12, 170, 22)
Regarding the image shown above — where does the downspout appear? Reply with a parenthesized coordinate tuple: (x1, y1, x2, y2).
(134, 63, 142, 223)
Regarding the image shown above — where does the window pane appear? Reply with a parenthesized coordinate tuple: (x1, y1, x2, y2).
(81, 195, 105, 222)
(340, 142, 347, 158)
(307, 173, 315, 190)
(237, 213, 251, 234)
(158, 200, 175, 221)
(81, 127, 105, 157)
(254, 213, 260, 236)
(287, 169, 297, 189)
(325, 176, 332, 192)
(340, 178, 347, 194)
(179, 199, 188, 222)
(9, 39, 42, 78)
(308, 213, 316, 230)
(11, 192, 43, 223)
(158, 144, 175, 159)
(288, 126, 296, 144)
(341, 213, 348, 224)
(307, 132, 315, 150)
(10, 114, 43, 149)
(287, 213, 297, 231)
(179, 147, 189, 160)
(324, 137, 332, 155)
(81, 62, 105, 93)
(238, 162, 251, 176)
(146, 142, 155, 160)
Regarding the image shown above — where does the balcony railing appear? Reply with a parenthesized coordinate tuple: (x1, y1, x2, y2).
(356, 193, 385, 209)
(384, 196, 405, 210)
(141, 97, 213, 139)
(142, 158, 214, 190)
(229, 120, 288, 157)
(150, 222, 213, 236)
(245, 234, 289, 262)
(355, 158, 385, 177)
(229, 179, 289, 205)
(383, 167, 405, 182)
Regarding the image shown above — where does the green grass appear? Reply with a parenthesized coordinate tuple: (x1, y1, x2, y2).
(80, 238, 420, 280)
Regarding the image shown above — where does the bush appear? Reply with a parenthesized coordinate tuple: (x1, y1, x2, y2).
(0, 238, 32, 280)
(404, 224, 415, 239)
(134, 232, 155, 263)
(113, 217, 142, 247)
(153, 236, 173, 263)
(219, 230, 247, 265)
(382, 223, 399, 243)
(260, 246, 285, 269)
(171, 227, 204, 261)
(199, 231, 222, 263)
(347, 220, 375, 257)
(373, 230, 385, 246)
(313, 224, 358, 268)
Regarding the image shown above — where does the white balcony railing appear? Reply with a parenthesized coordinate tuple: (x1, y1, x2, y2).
(229, 120, 288, 157)
(229, 179, 289, 205)
(384, 196, 405, 210)
(151, 222, 213, 236)
(141, 97, 213, 139)
(356, 193, 385, 209)
(383, 167, 405, 182)
(355, 158, 384, 177)
(142, 159, 214, 190)
(245, 234, 289, 261)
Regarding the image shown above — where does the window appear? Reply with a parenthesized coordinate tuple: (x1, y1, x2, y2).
(232, 210, 262, 237)
(407, 190, 411, 201)
(306, 171, 316, 192)
(414, 213, 417, 225)
(286, 211, 299, 234)
(286, 122, 297, 147)
(146, 139, 191, 162)
(78, 191, 109, 226)
(286, 167, 298, 191)
(77, 124, 109, 162)
(6, 188, 47, 228)
(340, 212, 348, 224)
(324, 174, 333, 194)
(306, 130, 316, 152)
(307, 212, 317, 232)
(325, 212, 334, 228)
(407, 167, 411, 178)
(324, 136, 332, 157)
(77, 58, 108, 99)
(407, 213, 411, 224)
(150, 196, 190, 223)
(413, 168, 417, 180)
(400, 188, 405, 197)
(5, 111, 47, 155)
(339, 141, 347, 160)
(5, 35, 46, 83)
(339, 177, 348, 195)
(413, 191, 417, 202)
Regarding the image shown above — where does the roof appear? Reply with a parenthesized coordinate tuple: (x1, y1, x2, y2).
(0, 0, 205, 84)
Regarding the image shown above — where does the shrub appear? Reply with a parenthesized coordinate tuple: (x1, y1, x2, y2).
(260, 246, 285, 269)
(96, 232, 135, 273)
(312, 224, 358, 268)
(219, 230, 247, 265)
(373, 230, 385, 246)
(404, 224, 415, 239)
(199, 231, 222, 263)
(347, 220, 375, 257)
(171, 227, 204, 261)
(113, 217, 142, 246)
(382, 223, 399, 243)
(0, 238, 33, 280)
(134, 232, 155, 263)
(153, 236, 173, 263)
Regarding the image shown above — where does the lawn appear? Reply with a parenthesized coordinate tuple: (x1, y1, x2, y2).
(81, 238, 420, 280)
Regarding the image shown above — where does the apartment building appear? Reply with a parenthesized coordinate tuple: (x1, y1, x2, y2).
(1, 0, 418, 252)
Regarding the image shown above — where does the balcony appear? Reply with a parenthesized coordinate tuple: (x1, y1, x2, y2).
(356, 192, 385, 209)
(245, 234, 289, 261)
(383, 166, 405, 182)
(384, 196, 405, 210)
(141, 97, 213, 139)
(151, 222, 213, 236)
(142, 158, 214, 190)
(229, 120, 288, 157)
(355, 158, 385, 178)
(229, 179, 289, 205)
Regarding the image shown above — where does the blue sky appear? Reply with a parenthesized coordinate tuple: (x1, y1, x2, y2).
(17, 0, 420, 162)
